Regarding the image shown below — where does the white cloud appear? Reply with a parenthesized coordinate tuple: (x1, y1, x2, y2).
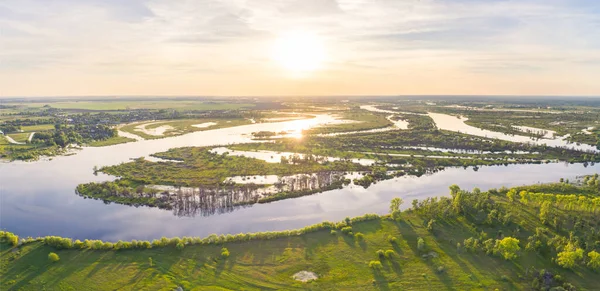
(1, 0, 599, 95)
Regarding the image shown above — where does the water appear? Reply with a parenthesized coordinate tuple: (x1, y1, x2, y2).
(1, 112, 598, 241)
(428, 113, 598, 152)
(361, 105, 597, 152)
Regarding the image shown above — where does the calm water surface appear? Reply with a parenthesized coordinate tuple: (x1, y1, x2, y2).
(1, 114, 598, 241)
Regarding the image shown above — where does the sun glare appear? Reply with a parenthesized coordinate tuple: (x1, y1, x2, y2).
(273, 31, 325, 75)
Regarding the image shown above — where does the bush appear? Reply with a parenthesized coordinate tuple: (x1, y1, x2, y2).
(48, 252, 60, 262)
(330, 230, 337, 235)
(376, 249, 385, 258)
(355, 232, 364, 240)
(221, 247, 230, 258)
(0, 231, 19, 246)
(176, 242, 185, 250)
(385, 250, 395, 258)
(341, 226, 353, 235)
(369, 261, 382, 269)
(417, 237, 426, 252)
(389, 236, 398, 244)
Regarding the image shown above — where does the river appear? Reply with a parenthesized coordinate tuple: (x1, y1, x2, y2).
(0, 112, 598, 241)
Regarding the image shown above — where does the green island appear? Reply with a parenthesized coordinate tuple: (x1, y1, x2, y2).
(3, 179, 600, 290)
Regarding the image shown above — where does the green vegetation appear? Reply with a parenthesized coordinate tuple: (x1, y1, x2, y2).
(100, 147, 366, 186)
(3, 181, 600, 290)
(306, 109, 392, 134)
(119, 118, 250, 140)
(47, 252, 60, 262)
(443, 107, 600, 148)
(4, 100, 255, 111)
(86, 135, 136, 147)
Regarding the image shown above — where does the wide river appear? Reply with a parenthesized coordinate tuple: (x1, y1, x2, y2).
(1, 112, 598, 241)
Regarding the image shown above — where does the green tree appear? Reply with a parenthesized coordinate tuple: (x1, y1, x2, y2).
(390, 197, 404, 220)
(495, 237, 520, 260)
(369, 260, 382, 269)
(221, 247, 230, 258)
(539, 201, 551, 224)
(449, 184, 461, 197)
(506, 189, 517, 202)
(48, 252, 60, 262)
(557, 248, 584, 269)
(587, 251, 600, 270)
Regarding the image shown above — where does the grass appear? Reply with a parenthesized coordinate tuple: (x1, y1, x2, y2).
(19, 124, 55, 132)
(95, 146, 367, 186)
(2, 203, 598, 290)
(5, 101, 255, 111)
(119, 119, 251, 140)
(6, 132, 30, 143)
(86, 136, 137, 147)
(306, 109, 392, 134)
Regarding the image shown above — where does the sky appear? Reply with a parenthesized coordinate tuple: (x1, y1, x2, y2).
(1, 0, 599, 97)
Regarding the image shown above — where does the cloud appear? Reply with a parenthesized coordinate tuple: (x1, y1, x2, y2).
(1, 0, 600, 95)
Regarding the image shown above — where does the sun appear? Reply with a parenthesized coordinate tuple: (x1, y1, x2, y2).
(272, 31, 325, 74)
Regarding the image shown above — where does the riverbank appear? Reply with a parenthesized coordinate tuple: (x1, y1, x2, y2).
(2, 182, 599, 290)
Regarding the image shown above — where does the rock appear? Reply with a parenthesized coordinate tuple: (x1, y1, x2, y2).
(292, 271, 318, 282)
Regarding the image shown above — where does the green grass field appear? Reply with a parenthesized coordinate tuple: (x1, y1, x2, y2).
(19, 124, 55, 132)
(6, 132, 30, 143)
(5, 101, 255, 111)
(86, 136, 137, 147)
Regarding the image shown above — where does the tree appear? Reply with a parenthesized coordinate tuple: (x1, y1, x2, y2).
(539, 201, 551, 224)
(506, 189, 517, 202)
(557, 248, 584, 269)
(48, 252, 60, 262)
(390, 197, 404, 220)
(369, 260, 382, 269)
(496, 237, 520, 260)
(587, 251, 600, 270)
(221, 247, 230, 258)
(449, 184, 461, 197)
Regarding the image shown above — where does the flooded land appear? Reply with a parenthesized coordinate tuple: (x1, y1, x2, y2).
(1, 96, 599, 240)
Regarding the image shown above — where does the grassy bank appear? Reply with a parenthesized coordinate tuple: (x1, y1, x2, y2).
(2, 182, 599, 290)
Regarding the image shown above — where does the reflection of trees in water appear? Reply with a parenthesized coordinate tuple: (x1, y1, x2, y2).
(166, 172, 344, 217)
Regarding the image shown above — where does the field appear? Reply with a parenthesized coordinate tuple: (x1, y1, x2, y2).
(2, 182, 599, 290)
(86, 136, 137, 147)
(6, 132, 30, 143)
(4, 101, 255, 111)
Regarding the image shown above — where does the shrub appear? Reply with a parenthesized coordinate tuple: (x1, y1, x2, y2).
(376, 249, 385, 257)
(176, 242, 185, 250)
(0, 231, 19, 246)
(369, 261, 382, 269)
(341, 226, 353, 235)
(330, 230, 337, 235)
(417, 237, 426, 252)
(221, 247, 230, 258)
(385, 250, 395, 258)
(389, 236, 397, 244)
(355, 233, 364, 240)
(48, 252, 60, 262)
